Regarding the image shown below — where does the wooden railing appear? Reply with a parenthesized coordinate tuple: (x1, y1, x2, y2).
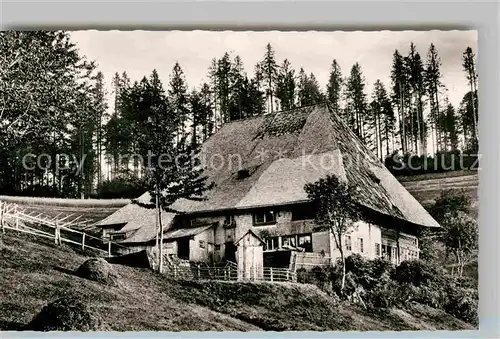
(0, 201, 129, 257)
(163, 261, 296, 282)
(292, 251, 334, 269)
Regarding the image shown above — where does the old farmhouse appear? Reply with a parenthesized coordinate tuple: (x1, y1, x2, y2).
(97, 103, 440, 268)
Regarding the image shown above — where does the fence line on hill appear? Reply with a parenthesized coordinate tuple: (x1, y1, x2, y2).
(163, 261, 297, 283)
(0, 201, 128, 257)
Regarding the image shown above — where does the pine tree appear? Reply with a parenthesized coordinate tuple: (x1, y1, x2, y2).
(256, 43, 278, 113)
(346, 63, 369, 142)
(326, 59, 343, 114)
(217, 53, 232, 123)
(390, 50, 409, 154)
(168, 62, 189, 141)
(91, 71, 108, 188)
(199, 83, 215, 141)
(425, 43, 444, 154)
(458, 91, 478, 152)
(462, 47, 478, 147)
(444, 103, 459, 151)
(370, 80, 393, 161)
(229, 55, 246, 120)
(297, 68, 324, 107)
(407, 43, 427, 155)
(276, 59, 296, 110)
(0, 31, 99, 197)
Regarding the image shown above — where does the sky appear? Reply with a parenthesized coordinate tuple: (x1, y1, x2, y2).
(69, 30, 477, 111)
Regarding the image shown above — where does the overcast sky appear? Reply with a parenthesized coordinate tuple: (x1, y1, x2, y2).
(69, 30, 477, 110)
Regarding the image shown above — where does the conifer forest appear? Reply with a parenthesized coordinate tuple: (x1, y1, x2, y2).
(0, 31, 479, 198)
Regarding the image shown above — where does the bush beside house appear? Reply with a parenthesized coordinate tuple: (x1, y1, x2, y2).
(296, 254, 478, 326)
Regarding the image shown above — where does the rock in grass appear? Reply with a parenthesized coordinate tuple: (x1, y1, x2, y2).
(75, 258, 119, 286)
(26, 297, 103, 331)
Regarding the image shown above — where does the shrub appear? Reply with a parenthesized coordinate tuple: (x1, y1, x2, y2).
(444, 284, 479, 326)
(26, 297, 104, 331)
(411, 283, 449, 309)
(75, 258, 120, 286)
(392, 260, 447, 287)
(95, 176, 146, 199)
(366, 281, 412, 309)
(296, 266, 335, 295)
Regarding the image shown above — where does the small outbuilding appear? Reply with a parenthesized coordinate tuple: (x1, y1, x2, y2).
(235, 230, 265, 281)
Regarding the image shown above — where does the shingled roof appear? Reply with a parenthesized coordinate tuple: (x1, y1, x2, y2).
(170, 103, 439, 228)
(97, 192, 177, 244)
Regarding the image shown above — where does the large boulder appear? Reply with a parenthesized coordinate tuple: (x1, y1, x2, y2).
(75, 258, 119, 286)
(26, 297, 104, 331)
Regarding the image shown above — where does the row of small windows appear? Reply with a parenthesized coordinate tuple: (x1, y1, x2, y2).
(264, 233, 313, 252)
(343, 236, 364, 253)
(253, 206, 315, 226)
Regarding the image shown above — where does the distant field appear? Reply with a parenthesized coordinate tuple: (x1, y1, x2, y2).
(399, 171, 479, 218)
(0, 196, 130, 208)
(0, 196, 128, 234)
(1, 170, 479, 230)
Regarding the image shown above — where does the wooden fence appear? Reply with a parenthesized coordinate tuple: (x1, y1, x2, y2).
(0, 201, 128, 257)
(292, 252, 334, 269)
(164, 261, 296, 282)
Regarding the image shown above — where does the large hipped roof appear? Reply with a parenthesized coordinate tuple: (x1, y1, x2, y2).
(170, 103, 439, 228)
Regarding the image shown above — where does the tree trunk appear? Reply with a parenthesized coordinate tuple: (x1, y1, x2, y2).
(158, 201, 164, 274)
(340, 248, 346, 293)
(400, 82, 407, 154)
(416, 92, 421, 155)
(469, 82, 478, 143)
(435, 89, 441, 153)
(396, 229, 401, 265)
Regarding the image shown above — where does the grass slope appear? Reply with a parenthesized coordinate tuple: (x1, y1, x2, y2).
(0, 233, 473, 332)
(400, 171, 478, 218)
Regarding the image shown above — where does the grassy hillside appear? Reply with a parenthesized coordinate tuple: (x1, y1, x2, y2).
(399, 171, 478, 218)
(0, 196, 128, 234)
(0, 233, 474, 331)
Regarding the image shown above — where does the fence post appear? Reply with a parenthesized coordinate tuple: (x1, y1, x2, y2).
(82, 233, 85, 251)
(270, 267, 274, 282)
(174, 265, 177, 278)
(286, 270, 289, 281)
(108, 241, 112, 257)
(15, 205, 19, 230)
(0, 201, 4, 234)
(54, 221, 59, 245)
(197, 264, 200, 279)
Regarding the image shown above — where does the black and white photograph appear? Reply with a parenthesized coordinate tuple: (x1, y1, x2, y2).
(0, 29, 479, 332)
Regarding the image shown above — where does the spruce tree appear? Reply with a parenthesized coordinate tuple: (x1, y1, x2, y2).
(462, 47, 478, 147)
(326, 59, 343, 114)
(346, 63, 369, 142)
(168, 62, 189, 141)
(425, 43, 444, 154)
(276, 59, 296, 110)
(257, 43, 278, 113)
(390, 50, 409, 154)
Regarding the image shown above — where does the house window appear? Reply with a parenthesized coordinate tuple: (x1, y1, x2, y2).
(298, 234, 312, 252)
(265, 237, 279, 251)
(110, 232, 126, 241)
(382, 244, 392, 260)
(375, 243, 381, 256)
(291, 205, 316, 221)
(358, 238, 364, 253)
(282, 235, 297, 248)
(199, 240, 205, 249)
(253, 210, 276, 226)
(215, 244, 221, 250)
(346, 236, 352, 251)
(223, 215, 235, 227)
